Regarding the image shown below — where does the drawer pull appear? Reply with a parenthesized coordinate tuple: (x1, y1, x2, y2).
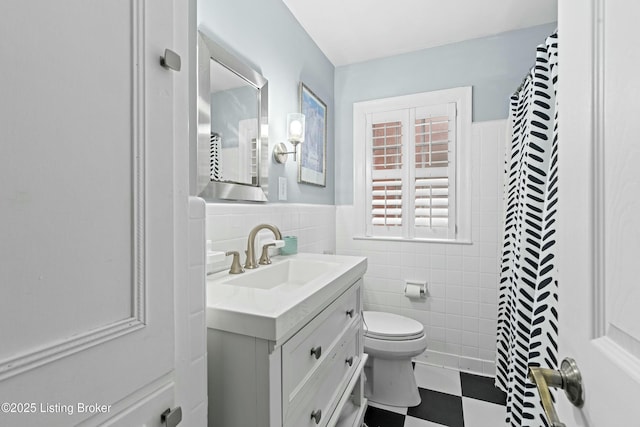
(310, 409, 322, 424)
(310, 346, 322, 359)
(345, 356, 354, 367)
(346, 308, 355, 318)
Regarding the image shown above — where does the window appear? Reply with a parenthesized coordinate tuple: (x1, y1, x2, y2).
(354, 87, 471, 242)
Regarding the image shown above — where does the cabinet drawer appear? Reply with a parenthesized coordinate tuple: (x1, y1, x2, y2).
(282, 280, 361, 413)
(284, 325, 360, 427)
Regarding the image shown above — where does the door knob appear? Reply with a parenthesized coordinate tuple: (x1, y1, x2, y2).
(310, 346, 322, 359)
(161, 406, 182, 427)
(160, 49, 181, 71)
(310, 409, 322, 424)
(528, 357, 584, 427)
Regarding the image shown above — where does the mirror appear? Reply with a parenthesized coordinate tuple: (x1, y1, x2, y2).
(197, 31, 269, 202)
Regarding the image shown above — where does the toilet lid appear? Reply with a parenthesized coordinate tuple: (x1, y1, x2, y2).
(363, 311, 425, 341)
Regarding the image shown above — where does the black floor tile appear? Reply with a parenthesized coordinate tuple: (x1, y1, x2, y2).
(407, 388, 464, 427)
(460, 372, 507, 405)
(364, 406, 405, 427)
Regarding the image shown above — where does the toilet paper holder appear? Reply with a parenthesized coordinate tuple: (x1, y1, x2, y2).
(404, 280, 427, 298)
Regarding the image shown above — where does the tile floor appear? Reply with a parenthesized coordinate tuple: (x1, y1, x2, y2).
(364, 364, 507, 427)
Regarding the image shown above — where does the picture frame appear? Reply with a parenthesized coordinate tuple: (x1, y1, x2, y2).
(298, 82, 327, 187)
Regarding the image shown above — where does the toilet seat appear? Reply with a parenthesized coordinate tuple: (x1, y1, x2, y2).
(363, 311, 425, 341)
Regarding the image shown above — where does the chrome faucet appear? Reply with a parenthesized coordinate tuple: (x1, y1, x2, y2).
(244, 224, 283, 269)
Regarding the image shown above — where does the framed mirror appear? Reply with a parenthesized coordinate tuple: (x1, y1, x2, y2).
(197, 30, 269, 202)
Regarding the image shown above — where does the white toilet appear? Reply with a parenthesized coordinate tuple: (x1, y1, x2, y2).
(363, 311, 428, 407)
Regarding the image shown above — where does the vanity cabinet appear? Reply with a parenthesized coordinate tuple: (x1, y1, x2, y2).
(207, 278, 367, 427)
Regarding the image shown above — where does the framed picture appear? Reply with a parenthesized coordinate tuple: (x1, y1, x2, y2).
(298, 83, 327, 186)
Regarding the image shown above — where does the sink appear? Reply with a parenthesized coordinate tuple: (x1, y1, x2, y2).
(221, 258, 340, 291)
(206, 253, 367, 343)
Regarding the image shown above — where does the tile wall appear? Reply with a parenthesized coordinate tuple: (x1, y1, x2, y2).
(336, 120, 507, 375)
(177, 197, 208, 426)
(205, 203, 336, 273)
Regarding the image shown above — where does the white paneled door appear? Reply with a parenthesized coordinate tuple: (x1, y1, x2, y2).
(0, 0, 181, 426)
(558, 0, 640, 426)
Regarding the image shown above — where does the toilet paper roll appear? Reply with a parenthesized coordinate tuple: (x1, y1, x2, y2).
(405, 284, 423, 298)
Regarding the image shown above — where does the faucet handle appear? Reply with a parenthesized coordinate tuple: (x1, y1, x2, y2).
(258, 243, 277, 265)
(225, 251, 244, 274)
(258, 239, 284, 265)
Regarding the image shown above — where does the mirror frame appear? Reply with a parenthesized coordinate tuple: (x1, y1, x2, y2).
(197, 30, 269, 202)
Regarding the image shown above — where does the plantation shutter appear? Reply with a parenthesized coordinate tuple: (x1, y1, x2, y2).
(412, 103, 456, 238)
(365, 103, 456, 239)
(366, 110, 406, 236)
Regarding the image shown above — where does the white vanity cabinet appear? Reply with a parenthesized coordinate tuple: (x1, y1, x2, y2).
(207, 276, 367, 427)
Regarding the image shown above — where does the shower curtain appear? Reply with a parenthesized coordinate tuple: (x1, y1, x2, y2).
(496, 32, 559, 427)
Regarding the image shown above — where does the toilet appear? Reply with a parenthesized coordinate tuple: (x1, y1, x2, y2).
(363, 311, 428, 407)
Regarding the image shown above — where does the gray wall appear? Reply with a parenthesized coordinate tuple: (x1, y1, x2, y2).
(334, 23, 557, 205)
(199, 0, 335, 204)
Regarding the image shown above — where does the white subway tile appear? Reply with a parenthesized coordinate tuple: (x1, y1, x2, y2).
(189, 266, 205, 314)
(483, 361, 497, 376)
(445, 343, 462, 355)
(446, 270, 463, 285)
(446, 285, 463, 301)
(462, 331, 479, 347)
(461, 345, 480, 359)
(428, 283, 446, 298)
(479, 303, 498, 320)
(446, 300, 462, 315)
(431, 312, 446, 327)
(462, 302, 480, 318)
(188, 356, 207, 412)
(480, 273, 499, 289)
(190, 311, 206, 361)
(445, 314, 462, 331)
(479, 318, 498, 335)
(422, 350, 459, 369)
(430, 327, 446, 342)
(427, 340, 447, 353)
(462, 256, 480, 272)
(431, 268, 447, 283)
(478, 333, 496, 351)
(479, 349, 497, 362)
(462, 287, 480, 303)
(459, 357, 484, 374)
(480, 288, 498, 304)
(462, 271, 480, 287)
(446, 255, 463, 271)
(462, 316, 479, 332)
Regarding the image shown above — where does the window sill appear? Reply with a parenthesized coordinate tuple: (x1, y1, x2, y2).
(352, 236, 473, 245)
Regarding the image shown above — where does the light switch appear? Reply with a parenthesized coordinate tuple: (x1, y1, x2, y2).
(278, 177, 287, 201)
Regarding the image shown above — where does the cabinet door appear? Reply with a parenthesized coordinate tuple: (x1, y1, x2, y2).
(0, 0, 179, 425)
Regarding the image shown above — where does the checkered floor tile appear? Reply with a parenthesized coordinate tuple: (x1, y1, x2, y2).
(364, 364, 507, 427)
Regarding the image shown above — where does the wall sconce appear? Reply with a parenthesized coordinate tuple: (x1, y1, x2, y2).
(273, 113, 305, 163)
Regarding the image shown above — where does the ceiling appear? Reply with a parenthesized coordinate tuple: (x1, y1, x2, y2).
(282, 0, 558, 66)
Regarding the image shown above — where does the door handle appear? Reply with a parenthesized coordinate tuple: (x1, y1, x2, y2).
(161, 406, 182, 427)
(310, 346, 322, 360)
(160, 48, 181, 71)
(528, 358, 584, 427)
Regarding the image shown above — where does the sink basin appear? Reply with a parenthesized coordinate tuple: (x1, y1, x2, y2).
(221, 258, 340, 291)
(206, 253, 367, 343)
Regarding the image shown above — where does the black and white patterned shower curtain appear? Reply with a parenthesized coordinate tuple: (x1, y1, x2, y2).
(496, 32, 559, 427)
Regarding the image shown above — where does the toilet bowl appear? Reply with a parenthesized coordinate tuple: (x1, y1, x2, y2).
(363, 311, 427, 407)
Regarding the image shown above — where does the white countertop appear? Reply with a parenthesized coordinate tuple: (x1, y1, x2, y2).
(206, 253, 367, 344)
